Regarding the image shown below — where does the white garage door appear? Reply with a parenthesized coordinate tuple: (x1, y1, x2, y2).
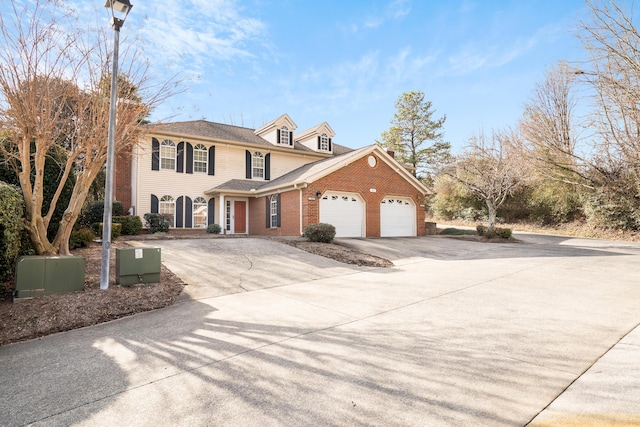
(320, 192, 364, 238)
(380, 196, 416, 237)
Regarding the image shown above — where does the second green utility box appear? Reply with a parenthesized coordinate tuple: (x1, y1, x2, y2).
(116, 247, 161, 286)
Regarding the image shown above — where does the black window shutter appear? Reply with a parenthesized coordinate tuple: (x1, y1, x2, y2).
(152, 138, 159, 170)
(208, 146, 215, 175)
(246, 150, 252, 179)
(328, 138, 332, 151)
(265, 197, 270, 228)
(176, 196, 184, 227)
(186, 143, 193, 174)
(289, 131, 294, 146)
(265, 153, 271, 181)
(177, 142, 184, 173)
(151, 194, 159, 213)
(277, 129, 281, 144)
(185, 196, 193, 228)
(317, 136, 321, 150)
(277, 193, 281, 227)
(208, 198, 215, 225)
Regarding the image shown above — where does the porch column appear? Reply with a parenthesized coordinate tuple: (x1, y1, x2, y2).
(219, 194, 225, 234)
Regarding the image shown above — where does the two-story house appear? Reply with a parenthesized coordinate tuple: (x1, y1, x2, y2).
(115, 114, 429, 237)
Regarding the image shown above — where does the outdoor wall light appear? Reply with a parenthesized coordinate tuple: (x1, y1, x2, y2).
(316, 191, 322, 198)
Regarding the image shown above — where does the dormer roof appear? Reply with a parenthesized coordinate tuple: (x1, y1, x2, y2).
(295, 121, 335, 140)
(254, 113, 297, 137)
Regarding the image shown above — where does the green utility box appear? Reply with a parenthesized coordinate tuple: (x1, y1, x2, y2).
(116, 247, 161, 286)
(14, 256, 85, 299)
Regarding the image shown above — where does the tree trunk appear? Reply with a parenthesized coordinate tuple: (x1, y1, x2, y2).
(486, 202, 497, 234)
(25, 215, 57, 255)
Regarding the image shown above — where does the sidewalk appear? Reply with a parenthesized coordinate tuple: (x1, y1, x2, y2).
(529, 322, 640, 426)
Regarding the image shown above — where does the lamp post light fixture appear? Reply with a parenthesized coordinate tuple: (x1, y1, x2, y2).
(100, 0, 133, 290)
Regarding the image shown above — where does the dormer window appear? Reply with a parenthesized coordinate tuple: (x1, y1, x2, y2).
(277, 126, 294, 146)
(252, 152, 264, 179)
(319, 133, 332, 151)
(280, 127, 289, 145)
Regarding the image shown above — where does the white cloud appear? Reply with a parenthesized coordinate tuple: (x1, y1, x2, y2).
(360, 0, 411, 30)
(444, 21, 565, 76)
(134, 0, 268, 78)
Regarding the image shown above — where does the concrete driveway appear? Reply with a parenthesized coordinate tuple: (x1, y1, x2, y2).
(1, 234, 640, 426)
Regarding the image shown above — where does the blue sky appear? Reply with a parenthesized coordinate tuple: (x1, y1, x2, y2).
(18, 0, 592, 152)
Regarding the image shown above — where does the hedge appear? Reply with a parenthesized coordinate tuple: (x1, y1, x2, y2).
(0, 182, 24, 283)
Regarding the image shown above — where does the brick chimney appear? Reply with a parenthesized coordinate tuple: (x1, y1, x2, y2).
(386, 149, 395, 159)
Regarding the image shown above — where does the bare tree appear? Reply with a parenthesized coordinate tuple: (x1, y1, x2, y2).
(520, 61, 592, 184)
(446, 129, 529, 233)
(580, 0, 640, 169)
(0, 0, 178, 255)
(572, 0, 640, 228)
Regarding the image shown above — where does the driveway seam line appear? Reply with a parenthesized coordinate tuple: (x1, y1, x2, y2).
(524, 320, 640, 426)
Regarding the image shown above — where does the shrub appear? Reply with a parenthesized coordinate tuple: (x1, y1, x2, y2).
(70, 228, 95, 249)
(206, 223, 221, 234)
(476, 224, 512, 239)
(144, 213, 170, 233)
(439, 227, 476, 236)
(0, 182, 24, 283)
(113, 215, 143, 235)
(495, 227, 512, 239)
(303, 223, 336, 243)
(83, 200, 124, 227)
(0, 145, 75, 241)
(90, 222, 122, 240)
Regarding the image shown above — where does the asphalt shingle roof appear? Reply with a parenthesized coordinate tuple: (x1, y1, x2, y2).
(148, 120, 352, 155)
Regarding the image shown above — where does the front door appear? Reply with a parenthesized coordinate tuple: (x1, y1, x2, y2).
(234, 201, 246, 233)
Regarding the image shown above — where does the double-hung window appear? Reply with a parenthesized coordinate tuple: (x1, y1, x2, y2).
(252, 152, 264, 179)
(270, 195, 278, 228)
(193, 144, 207, 173)
(159, 195, 175, 227)
(280, 126, 289, 145)
(320, 133, 330, 151)
(160, 140, 176, 170)
(193, 197, 207, 228)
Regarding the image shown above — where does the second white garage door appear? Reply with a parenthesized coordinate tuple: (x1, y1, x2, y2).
(319, 192, 364, 238)
(380, 196, 416, 237)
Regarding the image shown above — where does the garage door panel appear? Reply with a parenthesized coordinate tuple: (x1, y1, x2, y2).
(320, 193, 364, 238)
(380, 197, 415, 237)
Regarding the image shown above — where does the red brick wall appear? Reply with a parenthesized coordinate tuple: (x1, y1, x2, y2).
(302, 153, 425, 237)
(248, 190, 301, 236)
(114, 149, 133, 214)
(248, 152, 425, 237)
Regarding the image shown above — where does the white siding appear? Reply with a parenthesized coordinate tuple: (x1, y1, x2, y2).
(134, 136, 326, 219)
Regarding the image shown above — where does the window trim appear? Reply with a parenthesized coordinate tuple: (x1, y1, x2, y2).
(193, 144, 207, 173)
(252, 151, 264, 179)
(280, 126, 289, 145)
(270, 195, 278, 228)
(320, 133, 330, 151)
(193, 196, 207, 228)
(159, 195, 175, 227)
(160, 140, 176, 171)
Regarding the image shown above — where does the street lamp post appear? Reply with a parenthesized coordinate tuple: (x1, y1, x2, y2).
(100, 0, 132, 290)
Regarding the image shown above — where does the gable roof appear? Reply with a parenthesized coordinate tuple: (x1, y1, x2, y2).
(295, 121, 336, 140)
(254, 113, 296, 134)
(146, 119, 352, 156)
(206, 145, 430, 196)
